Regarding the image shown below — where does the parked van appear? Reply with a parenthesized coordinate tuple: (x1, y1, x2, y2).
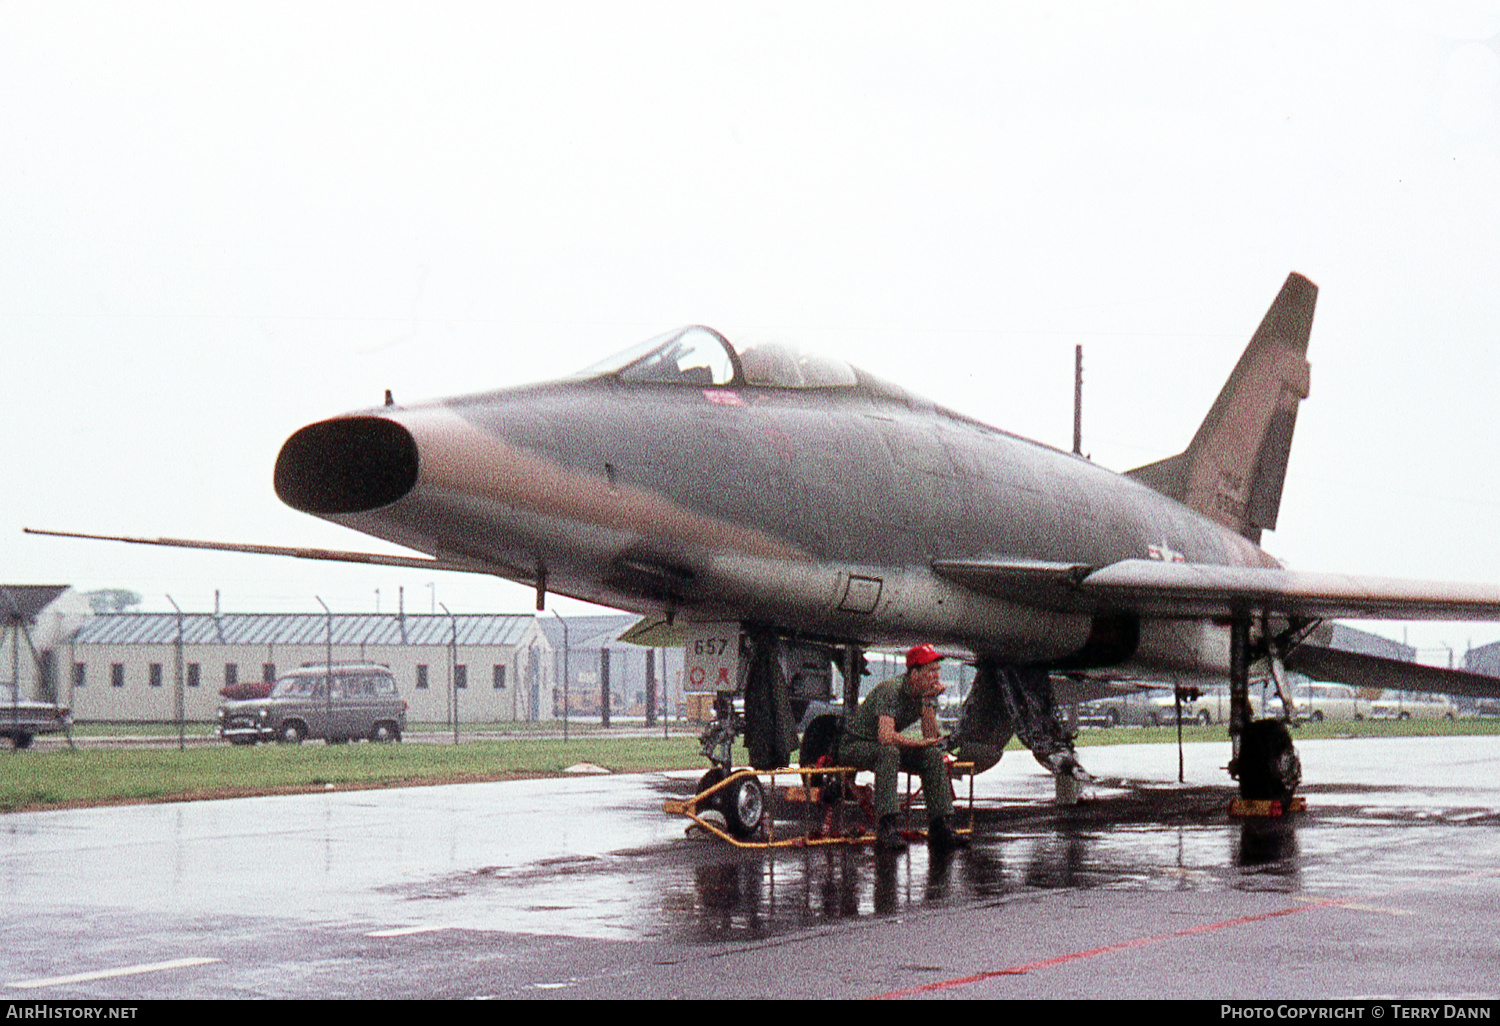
(217, 664, 406, 745)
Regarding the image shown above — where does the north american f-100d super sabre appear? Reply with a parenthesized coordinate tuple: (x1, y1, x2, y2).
(33, 273, 1500, 804)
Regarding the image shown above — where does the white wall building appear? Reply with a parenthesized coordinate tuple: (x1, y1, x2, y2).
(64, 612, 553, 723)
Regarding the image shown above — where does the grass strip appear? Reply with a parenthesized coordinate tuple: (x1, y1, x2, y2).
(0, 736, 712, 812)
(3, 718, 1496, 813)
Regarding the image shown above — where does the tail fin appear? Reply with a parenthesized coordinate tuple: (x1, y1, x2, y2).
(1127, 272, 1317, 543)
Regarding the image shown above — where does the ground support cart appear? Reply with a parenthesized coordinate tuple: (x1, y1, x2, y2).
(663, 760, 976, 850)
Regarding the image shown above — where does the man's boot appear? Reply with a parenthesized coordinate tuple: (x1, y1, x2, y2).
(877, 815, 908, 851)
(928, 817, 970, 851)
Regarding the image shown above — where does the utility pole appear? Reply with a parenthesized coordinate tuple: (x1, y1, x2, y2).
(316, 596, 332, 725)
(600, 646, 611, 728)
(645, 646, 657, 728)
(167, 594, 184, 751)
(553, 612, 569, 743)
(440, 603, 458, 744)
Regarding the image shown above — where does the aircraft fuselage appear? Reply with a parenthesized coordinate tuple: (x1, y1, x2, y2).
(276, 358, 1273, 672)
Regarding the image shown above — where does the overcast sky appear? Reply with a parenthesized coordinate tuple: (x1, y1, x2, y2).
(5, 2, 1500, 662)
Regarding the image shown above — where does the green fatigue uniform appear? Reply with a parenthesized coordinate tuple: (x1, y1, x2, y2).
(840, 675, 954, 822)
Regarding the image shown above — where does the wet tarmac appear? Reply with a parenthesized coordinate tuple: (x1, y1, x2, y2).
(0, 735, 1496, 999)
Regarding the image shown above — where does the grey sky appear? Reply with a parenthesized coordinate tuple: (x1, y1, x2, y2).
(5, 2, 1499, 661)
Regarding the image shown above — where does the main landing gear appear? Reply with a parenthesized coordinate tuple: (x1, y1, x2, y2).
(1227, 614, 1303, 805)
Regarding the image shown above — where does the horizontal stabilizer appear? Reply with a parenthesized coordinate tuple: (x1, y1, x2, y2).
(1286, 644, 1500, 700)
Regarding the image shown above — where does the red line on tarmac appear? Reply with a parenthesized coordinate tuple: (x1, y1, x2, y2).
(870, 897, 1344, 1000)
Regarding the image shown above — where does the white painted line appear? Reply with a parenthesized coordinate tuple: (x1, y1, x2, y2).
(9, 957, 221, 990)
(366, 925, 452, 938)
(1334, 902, 1415, 917)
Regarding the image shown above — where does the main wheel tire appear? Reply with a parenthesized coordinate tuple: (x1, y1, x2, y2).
(278, 722, 306, 744)
(369, 723, 401, 743)
(724, 776, 766, 840)
(1238, 719, 1301, 802)
(1197, 710, 1212, 726)
(1105, 708, 1121, 728)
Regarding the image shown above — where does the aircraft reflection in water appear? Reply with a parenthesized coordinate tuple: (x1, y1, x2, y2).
(681, 840, 1013, 940)
(32, 272, 1500, 802)
(675, 809, 1298, 943)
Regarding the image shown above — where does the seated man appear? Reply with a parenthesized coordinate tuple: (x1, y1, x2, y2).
(839, 644, 969, 852)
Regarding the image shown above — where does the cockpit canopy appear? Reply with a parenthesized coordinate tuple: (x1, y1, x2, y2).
(573, 325, 861, 390)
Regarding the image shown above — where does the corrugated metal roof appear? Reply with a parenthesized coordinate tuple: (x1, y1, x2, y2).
(537, 614, 640, 649)
(75, 613, 541, 648)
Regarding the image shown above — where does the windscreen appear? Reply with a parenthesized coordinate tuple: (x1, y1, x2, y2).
(573, 326, 736, 385)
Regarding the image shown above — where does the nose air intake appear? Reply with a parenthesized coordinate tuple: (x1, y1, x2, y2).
(274, 416, 419, 514)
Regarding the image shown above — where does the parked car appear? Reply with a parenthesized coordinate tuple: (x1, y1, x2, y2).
(217, 664, 406, 745)
(0, 685, 71, 749)
(1293, 682, 1369, 723)
(1368, 690, 1457, 721)
(219, 679, 274, 701)
(1143, 688, 1211, 726)
(1075, 689, 1169, 728)
(1159, 685, 1268, 726)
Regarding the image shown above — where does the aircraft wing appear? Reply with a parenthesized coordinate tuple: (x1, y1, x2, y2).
(934, 557, 1500, 621)
(1284, 644, 1500, 699)
(23, 528, 520, 578)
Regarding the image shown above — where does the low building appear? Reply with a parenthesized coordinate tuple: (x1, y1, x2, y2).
(1464, 638, 1500, 678)
(64, 612, 552, 724)
(537, 615, 684, 721)
(1309, 622, 1417, 664)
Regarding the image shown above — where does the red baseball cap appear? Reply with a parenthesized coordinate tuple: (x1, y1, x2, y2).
(905, 643, 943, 669)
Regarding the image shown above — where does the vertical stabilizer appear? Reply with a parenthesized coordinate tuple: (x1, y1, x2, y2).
(1127, 273, 1316, 543)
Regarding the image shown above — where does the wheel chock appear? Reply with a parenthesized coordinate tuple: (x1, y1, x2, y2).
(1228, 796, 1307, 817)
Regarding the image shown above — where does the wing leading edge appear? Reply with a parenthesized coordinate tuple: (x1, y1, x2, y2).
(934, 557, 1500, 621)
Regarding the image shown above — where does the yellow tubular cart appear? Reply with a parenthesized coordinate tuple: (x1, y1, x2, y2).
(663, 761, 976, 850)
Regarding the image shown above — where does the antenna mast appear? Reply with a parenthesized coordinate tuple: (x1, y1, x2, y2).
(1072, 344, 1084, 455)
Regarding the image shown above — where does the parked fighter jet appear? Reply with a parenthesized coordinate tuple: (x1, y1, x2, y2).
(32, 273, 1500, 803)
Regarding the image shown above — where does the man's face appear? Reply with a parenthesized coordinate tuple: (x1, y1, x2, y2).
(908, 662, 945, 699)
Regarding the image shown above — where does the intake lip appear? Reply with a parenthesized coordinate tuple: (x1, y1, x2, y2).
(274, 416, 419, 514)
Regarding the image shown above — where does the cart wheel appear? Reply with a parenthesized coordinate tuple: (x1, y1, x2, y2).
(724, 776, 766, 839)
